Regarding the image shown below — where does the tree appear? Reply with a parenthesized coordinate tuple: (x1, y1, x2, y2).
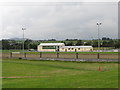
(66, 41, 74, 46)
(2, 40, 11, 50)
(29, 43, 38, 49)
(61, 41, 67, 45)
(114, 39, 120, 48)
(0, 41, 2, 49)
(65, 39, 69, 41)
(102, 37, 111, 40)
(92, 40, 98, 47)
(102, 40, 114, 47)
(76, 40, 82, 46)
(24, 39, 32, 49)
(84, 42, 91, 45)
(102, 37, 107, 40)
(48, 39, 56, 41)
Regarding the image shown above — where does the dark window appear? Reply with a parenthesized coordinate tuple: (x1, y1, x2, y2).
(42, 46, 56, 49)
(78, 48, 80, 50)
(72, 48, 74, 50)
(68, 48, 70, 50)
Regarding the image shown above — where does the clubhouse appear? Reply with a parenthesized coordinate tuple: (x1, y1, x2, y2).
(37, 43, 93, 52)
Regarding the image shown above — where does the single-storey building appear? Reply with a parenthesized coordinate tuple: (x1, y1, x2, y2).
(38, 43, 93, 52)
(37, 43, 65, 52)
(59, 46, 93, 52)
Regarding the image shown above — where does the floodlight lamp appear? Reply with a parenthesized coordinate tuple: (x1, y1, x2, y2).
(96, 22, 99, 25)
(22, 28, 26, 30)
(96, 22, 102, 25)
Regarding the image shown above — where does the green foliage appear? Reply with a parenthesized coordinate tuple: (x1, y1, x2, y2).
(2, 40, 11, 50)
(66, 41, 74, 46)
(24, 39, 32, 49)
(1, 39, 120, 50)
(92, 40, 98, 47)
(76, 40, 83, 46)
(114, 39, 120, 48)
(84, 41, 91, 45)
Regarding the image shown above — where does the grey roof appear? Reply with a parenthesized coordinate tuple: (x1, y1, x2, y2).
(39, 43, 65, 46)
(60, 46, 93, 48)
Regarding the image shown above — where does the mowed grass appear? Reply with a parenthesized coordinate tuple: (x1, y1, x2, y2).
(2, 59, 118, 88)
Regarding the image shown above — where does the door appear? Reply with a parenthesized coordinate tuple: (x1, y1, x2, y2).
(56, 46, 59, 52)
(75, 49, 77, 52)
(65, 49, 67, 52)
(57, 46, 59, 52)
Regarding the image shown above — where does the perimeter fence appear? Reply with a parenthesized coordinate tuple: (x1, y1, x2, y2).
(2, 52, 118, 60)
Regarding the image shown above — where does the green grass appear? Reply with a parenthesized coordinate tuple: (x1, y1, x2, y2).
(2, 59, 118, 88)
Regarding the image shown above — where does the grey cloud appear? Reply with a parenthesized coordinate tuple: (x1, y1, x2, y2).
(2, 2, 118, 40)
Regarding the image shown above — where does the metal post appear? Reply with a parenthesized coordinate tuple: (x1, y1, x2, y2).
(76, 53, 78, 59)
(24, 53, 26, 58)
(10, 52, 12, 58)
(40, 52, 42, 58)
(57, 52, 59, 58)
(97, 53, 100, 59)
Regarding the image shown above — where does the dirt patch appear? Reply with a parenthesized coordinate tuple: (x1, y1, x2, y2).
(0, 76, 49, 78)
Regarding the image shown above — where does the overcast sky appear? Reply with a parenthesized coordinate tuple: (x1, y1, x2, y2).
(1, 2, 118, 40)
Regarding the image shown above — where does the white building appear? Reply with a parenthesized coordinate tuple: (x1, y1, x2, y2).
(37, 43, 65, 52)
(60, 46, 93, 52)
(37, 43, 93, 52)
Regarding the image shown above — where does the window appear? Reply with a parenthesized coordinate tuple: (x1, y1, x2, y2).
(62, 48, 64, 50)
(42, 46, 56, 49)
(78, 48, 80, 50)
(72, 48, 74, 50)
(68, 48, 70, 50)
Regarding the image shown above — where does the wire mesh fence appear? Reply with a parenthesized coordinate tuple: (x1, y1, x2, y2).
(59, 53, 76, 59)
(2, 52, 118, 60)
(78, 54, 97, 59)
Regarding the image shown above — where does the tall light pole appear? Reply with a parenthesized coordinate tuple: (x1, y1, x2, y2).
(97, 22, 102, 58)
(22, 28, 26, 56)
(97, 22, 102, 71)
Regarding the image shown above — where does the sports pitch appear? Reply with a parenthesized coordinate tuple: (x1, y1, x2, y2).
(2, 59, 118, 88)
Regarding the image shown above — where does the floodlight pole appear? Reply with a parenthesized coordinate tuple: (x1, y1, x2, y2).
(22, 28, 26, 57)
(97, 22, 102, 59)
(97, 22, 102, 72)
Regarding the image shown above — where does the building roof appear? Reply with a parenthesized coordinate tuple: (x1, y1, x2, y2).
(60, 46, 93, 48)
(39, 43, 65, 46)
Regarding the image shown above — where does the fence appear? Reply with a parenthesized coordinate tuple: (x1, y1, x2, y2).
(2, 52, 118, 60)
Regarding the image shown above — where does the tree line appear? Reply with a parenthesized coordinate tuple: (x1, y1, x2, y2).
(1, 39, 120, 50)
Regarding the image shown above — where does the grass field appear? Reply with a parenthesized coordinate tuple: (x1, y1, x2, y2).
(2, 59, 118, 88)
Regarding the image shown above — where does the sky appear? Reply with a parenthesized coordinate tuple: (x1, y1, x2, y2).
(0, 1, 118, 40)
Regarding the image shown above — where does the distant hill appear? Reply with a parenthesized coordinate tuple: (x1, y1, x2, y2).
(9, 38, 29, 40)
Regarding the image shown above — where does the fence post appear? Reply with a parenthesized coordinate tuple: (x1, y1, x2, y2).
(40, 52, 42, 58)
(24, 53, 26, 58)
(76, 53, 78, 59)
(57, 52, 59, 58)
(97, 53, 100, 59)
(10, 52, 12, 58)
